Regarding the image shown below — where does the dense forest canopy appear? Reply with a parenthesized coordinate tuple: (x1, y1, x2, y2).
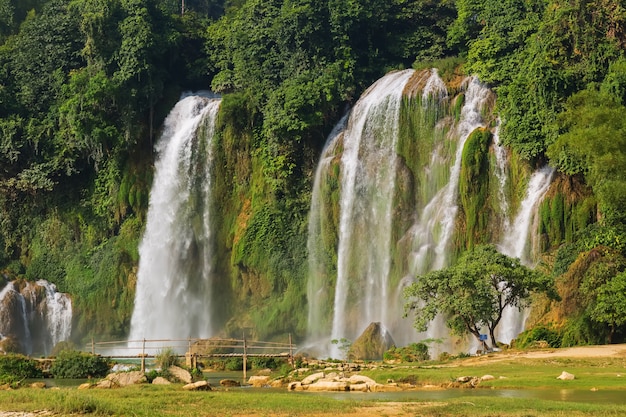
(0, 0, 625, 348)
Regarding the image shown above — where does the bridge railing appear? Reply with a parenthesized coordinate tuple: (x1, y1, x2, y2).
(85, 334, 296, 380)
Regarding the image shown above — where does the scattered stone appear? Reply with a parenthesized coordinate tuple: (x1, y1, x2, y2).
(152, 377, 171, 385)
(349, 383, 369, 392)
(29, 382, 46, 389)
(182, 380, 211, 391)
(456, 376, 472, 383)
(248, 375, 271, 387)
(220, 379, 241, 387)
(557, 371, 575, 380)
(590, 387, 598, 391)
(0, 384, 12, 391)
(77, 383, 93, 390)
(168, 366, 193, 384)
(481, 375, 495, 381)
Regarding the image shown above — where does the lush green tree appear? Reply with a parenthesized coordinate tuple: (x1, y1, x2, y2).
(404, 245, 556, 348)
(588, 271, 626, 342)
(547, 89, 626, 224)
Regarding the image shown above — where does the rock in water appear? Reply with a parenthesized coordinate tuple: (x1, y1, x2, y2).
(348, 322, 395, 360)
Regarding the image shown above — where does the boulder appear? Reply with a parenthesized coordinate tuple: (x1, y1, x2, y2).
(182, 380, 211, 391)
(288, 381, 304, 391)
(270, 378, 285, 388)
(306, 380, 349, 392)
(557, 371, 575, 380)
(481, 375, 495, 381)
(220, 379, 241, 387)
(96, 379, 116, 389)
(168, 365, 193, 384)
(248, 375, 271, 387)
(301, 371, 325, 385)
(348, 375, 376, 385)
(348, 322, 395, 361)
(30, 382, 46, 389)
(152, 377, 172, 385)
(106, 371, 147, 386)
(77, 383, 93, 390)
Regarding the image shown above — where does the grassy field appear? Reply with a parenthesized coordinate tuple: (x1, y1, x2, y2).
(1, 350, 626, 416)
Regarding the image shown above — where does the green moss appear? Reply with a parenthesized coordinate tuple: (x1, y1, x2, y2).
(458, 127, 492, 250)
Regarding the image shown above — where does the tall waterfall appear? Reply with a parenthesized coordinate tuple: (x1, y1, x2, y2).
(497, 166, 555, 343)
(329, 70, 414, 357)
(0, 279, 72, 355)
(305, 68, 553, 357)
(129, 94, 221, 343)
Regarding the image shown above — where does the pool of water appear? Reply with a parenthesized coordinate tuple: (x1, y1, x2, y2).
(292, 388, 626, 405)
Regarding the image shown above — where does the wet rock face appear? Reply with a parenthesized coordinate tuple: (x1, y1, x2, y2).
(0, 280, 72, 356)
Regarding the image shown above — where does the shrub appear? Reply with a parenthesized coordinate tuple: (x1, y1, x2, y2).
(0, 354, 43, 382)
(154, 348, 178, 369)
(384, 342, 430, 363)
(51, 350, 110, 378)
(515, 325, 563, 349)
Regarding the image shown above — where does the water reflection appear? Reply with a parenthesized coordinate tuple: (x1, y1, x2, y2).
(292, 388, 626, 405)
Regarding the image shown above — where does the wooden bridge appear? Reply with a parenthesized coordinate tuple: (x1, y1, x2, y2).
(86, 335, 296, 381)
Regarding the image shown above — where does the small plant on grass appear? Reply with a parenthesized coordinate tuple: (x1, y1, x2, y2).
(154, 348, 178, 369)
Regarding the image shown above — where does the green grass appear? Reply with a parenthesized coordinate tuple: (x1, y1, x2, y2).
(362, 356, 626, 390)
(2, 355, 626, 416)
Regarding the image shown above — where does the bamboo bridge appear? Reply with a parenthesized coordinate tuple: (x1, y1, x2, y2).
(86, 335, 296, 381)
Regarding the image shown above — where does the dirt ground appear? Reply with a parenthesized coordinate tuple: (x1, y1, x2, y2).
(460, 343, 626, 366)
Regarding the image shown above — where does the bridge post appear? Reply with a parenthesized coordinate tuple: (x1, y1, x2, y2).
(289, 333, 294, 368)
(242, 333, 247, 384)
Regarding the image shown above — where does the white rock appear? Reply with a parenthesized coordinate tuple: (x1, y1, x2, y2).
(557, 371, 575, 380)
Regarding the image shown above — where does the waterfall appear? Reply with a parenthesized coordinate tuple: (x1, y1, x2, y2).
(0, 280, 72, 355)
(306, 70, 498, 357)
(327, 69, 414, 357)
(496, 166, 555, 343)
(37, 280, 73, 352)
(129, 94, 221, 344)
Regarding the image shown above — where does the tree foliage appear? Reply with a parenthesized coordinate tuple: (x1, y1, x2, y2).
(404, 245, 557, 348)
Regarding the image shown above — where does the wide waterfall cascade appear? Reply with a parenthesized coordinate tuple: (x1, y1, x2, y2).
(129, 94, 221, 345)
(305, 69, 547, 358)
(496, 166, 555, 343)
(0, 279, 72, 355)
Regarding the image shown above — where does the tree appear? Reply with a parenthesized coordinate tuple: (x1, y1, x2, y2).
(589, 272, 626, 344)
(547, 89, 626, 225)
(404, 245, 557, 349)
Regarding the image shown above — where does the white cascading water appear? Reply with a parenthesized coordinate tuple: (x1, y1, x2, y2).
(329, 69, 414, 358)
(407, 77, 492, 276)
(129, 94, 221, 346)
(37, 280, 73, 352)
(496, 166, 555, 343)
(306, 71, 500, 357)
(0, 280, 72, 355)
(306, 116, 347, 344)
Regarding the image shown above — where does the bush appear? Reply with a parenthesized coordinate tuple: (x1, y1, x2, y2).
(515, 325, 563, 349)
(154, 348, 178, 369)
(250, 357, 285, 370)
(0, 354, 43, 382)
(51, 350, 110, 378)
(383, 342, 430, 363)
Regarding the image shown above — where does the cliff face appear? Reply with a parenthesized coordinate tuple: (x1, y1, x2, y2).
(0, 68, 598, 353)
